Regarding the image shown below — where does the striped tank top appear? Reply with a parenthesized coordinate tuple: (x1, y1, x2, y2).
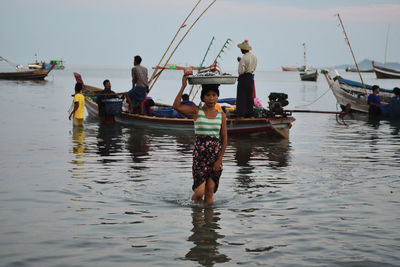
(194, 109, 222, 138)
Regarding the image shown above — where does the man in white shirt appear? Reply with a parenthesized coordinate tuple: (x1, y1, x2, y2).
(236, 40, 257, 117)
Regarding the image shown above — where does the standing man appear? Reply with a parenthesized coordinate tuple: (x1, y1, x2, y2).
(236, 40, 257, 118)
(69, 83, 85, 126)
(127, 55, 149, 114)
(97, 79, 117, 124)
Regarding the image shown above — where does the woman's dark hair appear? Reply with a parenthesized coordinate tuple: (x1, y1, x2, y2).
(75, 82, 83, 92)
(200, 84, 220, 102)
(392, 87, 400, 96)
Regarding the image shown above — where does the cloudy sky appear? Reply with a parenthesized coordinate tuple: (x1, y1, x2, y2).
(1, 0, 400, 70)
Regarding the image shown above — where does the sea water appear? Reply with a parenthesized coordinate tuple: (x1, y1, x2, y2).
(0, 66, 399, 266)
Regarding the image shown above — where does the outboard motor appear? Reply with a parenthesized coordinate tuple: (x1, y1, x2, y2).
(268, 92, 289, 115)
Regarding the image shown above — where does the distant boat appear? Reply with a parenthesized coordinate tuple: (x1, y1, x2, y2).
(299, 70, 318, 81)
(28, 59, 65, 70)
(281, 65, 311, 72)
(281, 66, 299, 72)
(0, 65, 54, 80)
(372, 61, 400, 79)
(345, 67, 374, 73)
(282, 43, 312, 72)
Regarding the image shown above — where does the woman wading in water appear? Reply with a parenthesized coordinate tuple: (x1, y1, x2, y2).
(173, 75, 227, 205)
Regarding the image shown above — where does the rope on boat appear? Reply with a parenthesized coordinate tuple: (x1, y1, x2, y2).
(335, 103, 348, 126)
(294, 86, 331, 108)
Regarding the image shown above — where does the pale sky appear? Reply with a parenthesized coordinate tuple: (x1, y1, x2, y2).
(1, 0, 400, 70)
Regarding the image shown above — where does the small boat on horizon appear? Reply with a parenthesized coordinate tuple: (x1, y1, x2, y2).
(282, 43, 312, 72)
(345, 67, 374, 73)
(28, 59, 65, 70)
(299, 70, 318, 81)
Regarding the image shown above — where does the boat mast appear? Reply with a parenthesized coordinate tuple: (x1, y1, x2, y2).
(303, 43, 307, 68)
(384, 24, 390, 67)
(198, 36, 215, 70)
(336, 13, 367, 94)
(191, 38, 233, 100)
(188, 36, 215, 97)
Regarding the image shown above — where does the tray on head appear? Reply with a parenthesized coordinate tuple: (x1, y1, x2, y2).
(187, 75, 238, 85)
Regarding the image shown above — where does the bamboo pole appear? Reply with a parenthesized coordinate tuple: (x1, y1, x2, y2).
(148, 0, 202, 84)
(336, 13, 367, 94)
(148, 0, 217, 94)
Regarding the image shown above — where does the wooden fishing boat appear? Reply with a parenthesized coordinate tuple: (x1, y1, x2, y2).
(0, 65, 54, 80)
(322, 70, 395, 113)
(281, 66, 299, 72)
(75, 73, 295, 139)
(300, 70, 318, 81)
(281, 65, 311, 72)
(372, 61, 400, 79)
(282, 44, 312, 72)
(345, 67, 374, 73)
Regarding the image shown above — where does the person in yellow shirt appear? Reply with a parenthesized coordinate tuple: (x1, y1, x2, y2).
(69, 83, 85, 126)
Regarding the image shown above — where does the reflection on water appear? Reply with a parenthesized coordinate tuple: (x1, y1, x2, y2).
(389, 119, 400, 135)
(229, 136, 292, 194)
(344, 112, 400, 136)
(185, 206, 230, 266)
(175, 134, 195, 155)
(71, 125, 86, 179)
(126, 129, 150, 168)
(2, 69, 400, 266)
(72, 125, 85, 162)
(230, 136, 291, 169)
(96, 123, 123, 159)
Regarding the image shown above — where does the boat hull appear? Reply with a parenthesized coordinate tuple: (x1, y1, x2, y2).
(300, 70, 318, 81)
(84, 96, 295, 139)
(0, 68, 53, 80)
(345, 67, 374, 73)
(322, 71, 395, 114)
(372, 61, 400, 79)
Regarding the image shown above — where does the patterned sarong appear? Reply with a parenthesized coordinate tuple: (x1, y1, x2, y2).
(192, 135, 222, 192)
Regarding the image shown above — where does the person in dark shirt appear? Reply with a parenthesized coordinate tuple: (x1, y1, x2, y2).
(181, 93, 196, 106)
(367, 85, 381, 118)
(97, 79, 117, 124)
(388, 87, 400, 118)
